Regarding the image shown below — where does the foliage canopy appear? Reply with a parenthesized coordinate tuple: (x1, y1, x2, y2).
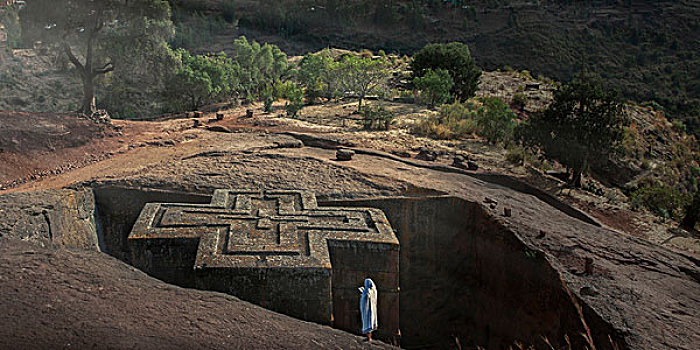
(475, 97, 517, 145)
(20, 0, 174, 113)
(411, 42, 481, 101)
(517, 75, 628, 187)
(336, 54, 391, 112)
(164, 50, 240, 111)
(413, 68, 454, 107)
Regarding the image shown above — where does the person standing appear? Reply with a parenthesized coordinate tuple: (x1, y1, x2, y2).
(359, 278, 378, 341)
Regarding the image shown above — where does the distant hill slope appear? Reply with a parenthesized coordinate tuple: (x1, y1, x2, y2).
(173, 0, 699, 136)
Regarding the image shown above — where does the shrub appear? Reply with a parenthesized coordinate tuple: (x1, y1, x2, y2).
(413, 69, 454, 107)
(475, 97, 517, 145)
(512, 92, 527, 111)
(415, 120, 452, 140)
(505, 146, 527, 165)
(630, 184, 691, 220)
(672, 120, 687, 133)
(262, 86, 274, 112)
(411, 42, 482, 101)
(362, 104, 395, 131)
(641, 100, 665, 112)
(415, 101, 479, 139)
(681, 191, 700, 230)
(439, 100, 478, 124)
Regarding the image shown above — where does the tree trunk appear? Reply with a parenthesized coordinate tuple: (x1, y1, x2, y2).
(80, 72, 97, 114)
(357, 96, 364, 113)
(571, 169, 583, 188)
(570, 157, 588, 189)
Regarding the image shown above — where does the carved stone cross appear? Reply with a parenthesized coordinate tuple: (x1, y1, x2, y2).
(128, 189, 399, 339)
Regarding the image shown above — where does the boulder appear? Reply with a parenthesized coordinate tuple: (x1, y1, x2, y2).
(336, 148, 355, 161)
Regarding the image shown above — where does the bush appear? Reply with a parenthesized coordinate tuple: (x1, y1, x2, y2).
(681, 191, 699, 230)
(475, 97, 517, 145)
(641, 100, 665, 112)
(512, 92, 527, 111)
(415, 101, 479, 139)
(672, 120, 687, 133)
(413, 69, 454, 107)
(505, 146, 527, 165)
(362, 104, 395, 131)
(411, 42, 482, 101)
(262, 86, 274, 112)
(630, 184, 691, 220)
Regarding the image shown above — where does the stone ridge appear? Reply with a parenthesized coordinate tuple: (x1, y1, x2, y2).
(129, 189, 398, 269)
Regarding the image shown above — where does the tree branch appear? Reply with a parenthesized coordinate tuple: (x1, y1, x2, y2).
(94, 62, 114, 75)
(62, 43, 84, 72)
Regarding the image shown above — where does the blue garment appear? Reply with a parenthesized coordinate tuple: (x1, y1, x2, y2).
(359, 278, 378, 334)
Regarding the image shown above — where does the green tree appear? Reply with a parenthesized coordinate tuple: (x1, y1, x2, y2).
(284, 84, 304, 117)
(297, 49, 337, 102)
(164, 50, 239, 111)
(20, 0, 173, 114)
(411, 42, 481, 101)
(475, 97, 517, 145)
(413, 68, 454, 106)
(516, 76, 628, 187)
(337, 55, 391, 112)
(231, 36, 288, 101)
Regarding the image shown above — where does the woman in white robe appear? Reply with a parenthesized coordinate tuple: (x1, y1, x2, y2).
(359, 278, 378, 341)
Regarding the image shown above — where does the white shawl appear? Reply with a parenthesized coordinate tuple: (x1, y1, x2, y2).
(359, 278, 378, 334)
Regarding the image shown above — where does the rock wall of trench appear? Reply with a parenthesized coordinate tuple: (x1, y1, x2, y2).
(325, 196, 621, 350)
(3, 185, 625, 349)
(0, 188, 99, 250)
(92, 185, 211, 263)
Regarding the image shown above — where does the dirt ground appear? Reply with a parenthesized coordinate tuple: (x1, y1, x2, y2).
(1, 105, 697, 255)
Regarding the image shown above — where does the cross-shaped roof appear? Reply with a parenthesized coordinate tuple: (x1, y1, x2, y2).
(129, 189, 398, 270)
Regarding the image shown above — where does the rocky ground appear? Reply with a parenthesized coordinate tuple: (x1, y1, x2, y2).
(0, 239, 393, 350)
(0, 105, 698, 349)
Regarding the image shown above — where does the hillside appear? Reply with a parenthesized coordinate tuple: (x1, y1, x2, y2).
(172, 0, 700, 137)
